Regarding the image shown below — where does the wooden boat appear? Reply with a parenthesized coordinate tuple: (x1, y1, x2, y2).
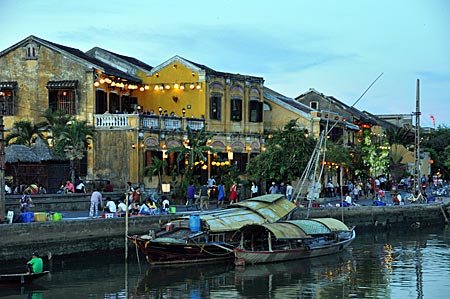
(0, 271, 49, 286)
(233, 218, 355, 265)
(128, 194, 296, 265)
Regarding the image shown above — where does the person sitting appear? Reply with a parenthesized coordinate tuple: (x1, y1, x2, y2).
(138, 202, 151, 215)
(26, 251, 43, 274)
(104, 180, 114, 192)
(75, 180, 86, 193)
(117, 200, 127, 214)
(19, 194, 33, 212)
(148, 201, 158, 215)
(64, 180, 75, 193)
(104, 197, 117, 213)
(128, 202, 140, 215)
(162, 197, 170, 214)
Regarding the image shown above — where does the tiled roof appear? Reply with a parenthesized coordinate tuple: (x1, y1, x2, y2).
(23, 36, 142, 83)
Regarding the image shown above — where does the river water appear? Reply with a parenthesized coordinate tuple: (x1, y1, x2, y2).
(1, 226, 449, 299)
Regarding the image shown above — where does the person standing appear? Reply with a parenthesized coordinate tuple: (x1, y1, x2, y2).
(199, 184, 210, 211)
(26, 251, 43, 274)
(89, 188, 103, 217)
(279, 182, 287, 197)
(229, 182, 238, 203)
(286, 182, 293, 201)
(269, 182, 278, 194)
(186, 182, 196, 205)
(217, 182, 225, 207)
(250, 181, 258, 198)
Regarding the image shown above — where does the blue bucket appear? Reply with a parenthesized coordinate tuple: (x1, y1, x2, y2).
(189, 215, 200, 232)
(21, 212, 34, 223)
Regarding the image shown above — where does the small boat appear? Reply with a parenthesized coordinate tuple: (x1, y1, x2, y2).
(128, 194, 296, 265)
(233, 218, 355, 265)
(0, 271, 50, 286)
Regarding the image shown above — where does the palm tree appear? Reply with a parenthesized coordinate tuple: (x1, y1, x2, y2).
(55, 120, 94, 183)
(143, 157, 167, 194)
(168, 126, 216, 188)
(38, 109, 75, 148)
(5, 120, 40, 146)
(385, 127, 413, 146)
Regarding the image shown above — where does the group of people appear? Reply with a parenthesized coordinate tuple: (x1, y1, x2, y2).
(186, 177, 228, 211)
(266, 181, 294, 201)
(5, 181, 47, 195)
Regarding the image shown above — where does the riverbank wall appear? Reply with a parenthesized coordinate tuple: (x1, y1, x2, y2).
(1, 199, 449, 263)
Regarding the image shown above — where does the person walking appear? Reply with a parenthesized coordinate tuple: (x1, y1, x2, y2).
(186, 182, 196, 206)
(217, 182, 225, 207)
(229, 182, 238, 203)
(199, 184, 210, 211)
(89, 188, 103, 217)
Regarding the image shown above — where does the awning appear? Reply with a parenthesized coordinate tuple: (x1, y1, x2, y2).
(46, 80, 78, 90)
(312, 218, 351, 232)
(0, 81, 18, 89)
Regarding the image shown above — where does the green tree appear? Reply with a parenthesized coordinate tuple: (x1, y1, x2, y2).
(385, 127, 414, 146)
(246, 119, 315, 183)
(38, 109, 75, 148)
(422, 125, 450, 178)
(358, 130, 390, 178)
(143, 156, 167, 194)
(5, 120, 40, 146)
(54, 120, 94, 183)
(168, 126, 216, 194)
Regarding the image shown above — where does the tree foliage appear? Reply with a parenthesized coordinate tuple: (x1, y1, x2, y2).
(5, 120, 40, 146)
(246, 119, 315, 183)
(422, 125, 450, 178)
(167, 126, 216, 193)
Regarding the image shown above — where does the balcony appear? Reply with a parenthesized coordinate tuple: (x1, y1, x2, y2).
(94, 114, 205, 132)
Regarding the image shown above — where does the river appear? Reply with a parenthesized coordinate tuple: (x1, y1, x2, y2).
(1, 226, 449, 299)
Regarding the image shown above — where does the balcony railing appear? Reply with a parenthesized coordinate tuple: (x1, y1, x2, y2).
(94, 114, 205, 131)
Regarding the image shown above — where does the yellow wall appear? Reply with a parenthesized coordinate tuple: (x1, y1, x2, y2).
(144, 62, 205, 118)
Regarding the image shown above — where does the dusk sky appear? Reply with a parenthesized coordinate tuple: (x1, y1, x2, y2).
(1, 0, 449, 127)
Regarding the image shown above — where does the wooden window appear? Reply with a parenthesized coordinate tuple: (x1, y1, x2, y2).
(0, 82, 17, 115)
(49, 90, 75, 114)
(249, 100, 263, 122)
(231, 98, 242, 122)
(210, 94, 222, 120)
(95, 89, 107, 114)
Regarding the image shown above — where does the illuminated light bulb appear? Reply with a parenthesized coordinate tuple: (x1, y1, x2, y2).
(94, 82, 100, 87)
(190, 83, 195, 89)
(174, 83, 179, 89)
(154, 85, 159, 91)
(180, 85, 185, 90)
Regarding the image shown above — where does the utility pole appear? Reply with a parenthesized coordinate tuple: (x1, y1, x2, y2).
(0, 102, 5, 221)
(413, 79, 421, 198)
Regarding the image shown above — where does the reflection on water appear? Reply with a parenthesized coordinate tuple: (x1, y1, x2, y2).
(1, 227, 450, 298)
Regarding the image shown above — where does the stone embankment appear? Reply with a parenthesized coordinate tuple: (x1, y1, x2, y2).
(1, 194, 449, 263)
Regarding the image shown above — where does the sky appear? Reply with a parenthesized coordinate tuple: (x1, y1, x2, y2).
(1, 0, 449, 127)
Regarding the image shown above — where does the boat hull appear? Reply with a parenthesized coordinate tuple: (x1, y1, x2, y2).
(0, 271, 49, 286)
(234, 230, 356, 264)
(129, 236, 234, 265)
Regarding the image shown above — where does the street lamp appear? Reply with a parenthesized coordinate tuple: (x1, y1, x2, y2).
(182, 107, 186, 117)
(158, 107, 163, 115)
